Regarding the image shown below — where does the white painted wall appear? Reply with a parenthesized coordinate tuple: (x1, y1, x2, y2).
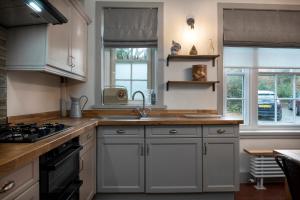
(7, 71, 60, 116)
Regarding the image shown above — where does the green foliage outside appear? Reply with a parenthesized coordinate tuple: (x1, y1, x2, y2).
(227, 74, 296, 115)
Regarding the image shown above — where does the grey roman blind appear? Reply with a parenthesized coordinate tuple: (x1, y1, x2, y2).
(103, 8, 158, 48)
(224, 9, 300, 47)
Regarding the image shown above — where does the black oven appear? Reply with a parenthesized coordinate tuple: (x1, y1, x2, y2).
(40, 138, 83, 200)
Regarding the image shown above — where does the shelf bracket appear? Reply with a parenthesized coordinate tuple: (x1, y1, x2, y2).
(212, 83, 216, 91)
(166, 81, 169, 91)
(166, 56, 170, 66)
(212, 58, 216, 67)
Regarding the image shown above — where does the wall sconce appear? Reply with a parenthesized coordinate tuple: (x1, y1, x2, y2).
(187, 17, 195, 29)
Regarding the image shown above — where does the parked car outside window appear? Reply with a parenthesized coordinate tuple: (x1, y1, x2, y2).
(258, 90, 282, 121)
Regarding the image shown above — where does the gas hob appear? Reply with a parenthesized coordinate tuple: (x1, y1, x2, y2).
(0, 123, 71, 143)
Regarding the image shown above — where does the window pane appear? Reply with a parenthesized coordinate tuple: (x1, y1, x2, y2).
(226, 75, 243, 98)
(132, 48, 148, 60)
(115, 48, 131, 60)
(296, 76, 300, 98)
(115, 80, 131, 97)
(258, 91, 276, 123)
(258, 75, 275, 92)
(279, 100, 294, 123)
(132, 81, 147, 95)
(115, 64, 131, 79)
(132, 64, 148, 79)
(226, 100, 243, 117)
(277, 75, 293, 98)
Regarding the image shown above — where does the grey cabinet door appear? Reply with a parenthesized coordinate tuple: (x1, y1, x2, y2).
(203, 138, 239, 192)
(97, 138, 145, 193)
(146, 138, 202, 193)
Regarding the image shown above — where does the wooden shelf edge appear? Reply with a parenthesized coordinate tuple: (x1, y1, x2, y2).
(166, 81, 220, 92)
(166, 54, 220, 67)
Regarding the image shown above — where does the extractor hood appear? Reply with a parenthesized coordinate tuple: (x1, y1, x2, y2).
(0, 0, 68, 27)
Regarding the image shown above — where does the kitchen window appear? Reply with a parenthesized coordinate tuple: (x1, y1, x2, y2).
(96, 2, 164, 107)
(104, 48, 155, 100)
(224, 47, 300, 127)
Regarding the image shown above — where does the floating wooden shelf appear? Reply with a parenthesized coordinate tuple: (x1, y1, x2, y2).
(166, 54, 220, 67)
(166, 81, 220, 91)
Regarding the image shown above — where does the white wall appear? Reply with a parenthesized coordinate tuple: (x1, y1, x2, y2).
(7, 71, 61, 116)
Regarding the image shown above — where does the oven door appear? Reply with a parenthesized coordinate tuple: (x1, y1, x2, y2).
(40, 145, 83, 199)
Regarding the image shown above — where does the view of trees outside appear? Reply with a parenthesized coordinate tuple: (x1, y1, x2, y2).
(227, 74, 299, 120)
(115, 48, 148, 61)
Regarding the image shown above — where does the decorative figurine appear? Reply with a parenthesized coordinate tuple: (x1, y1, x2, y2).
(170, 40, 181, 55)
(189, 45, 198, 55)
(208, 39, 215, 55)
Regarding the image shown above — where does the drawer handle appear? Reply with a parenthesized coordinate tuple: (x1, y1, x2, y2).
(0, 181, 15, 193)
(116, 130, 125, 134)
(217, 129, 226, 134)
(169, 130, 177, 134)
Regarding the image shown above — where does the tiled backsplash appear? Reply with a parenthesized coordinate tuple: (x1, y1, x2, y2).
(0, 27, 6, 124)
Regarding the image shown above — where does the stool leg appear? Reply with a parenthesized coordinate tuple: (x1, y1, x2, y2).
(255, 177, 266, 190)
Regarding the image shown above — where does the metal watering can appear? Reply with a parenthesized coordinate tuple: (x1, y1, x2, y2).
(70, 95, 88, 118)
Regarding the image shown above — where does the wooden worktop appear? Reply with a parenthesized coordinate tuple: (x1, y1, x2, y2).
(0, 115, 242, 178)
(97, 116, 243, 126)
(0, 118, 98, 177)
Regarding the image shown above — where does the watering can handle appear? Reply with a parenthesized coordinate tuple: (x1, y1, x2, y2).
(80, 95, 88, 111)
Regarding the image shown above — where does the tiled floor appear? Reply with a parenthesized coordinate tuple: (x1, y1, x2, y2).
(235, 183, 287, 200)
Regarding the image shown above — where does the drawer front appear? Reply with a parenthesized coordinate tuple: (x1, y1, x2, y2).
(0, 159, 39, 200)
(14, 182, 39, 200)
(97, 126, 144, 137)
(146, 126, 201, 138)
(80, 129, 96, 146)
(203, 125, 238, 138)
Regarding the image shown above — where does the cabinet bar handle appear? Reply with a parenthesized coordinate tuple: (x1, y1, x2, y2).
(146, 144, 150, 156)
(169, 129, 177, 134)
(203, 143, 207, 155)
(140, 144, 144, 156)
(116, 129, 125, 134)
(0, 181, 15, 193)
(217, 129, 226, 134)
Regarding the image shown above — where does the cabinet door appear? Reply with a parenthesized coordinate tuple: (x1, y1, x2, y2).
(70, 7, 87, 77)
(14, 183, 39, 200)
(203, 138, 239, 192)
(80, 139, 96, 200)
(146, 138, 202, 193)
(47, 0, 72, 72)
(97, 138, 145, 193)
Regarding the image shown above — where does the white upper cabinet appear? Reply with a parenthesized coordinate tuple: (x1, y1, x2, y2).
(47, 0, 72, 73)
(70, 6, 88, 77)
(6, 0, 91, 81)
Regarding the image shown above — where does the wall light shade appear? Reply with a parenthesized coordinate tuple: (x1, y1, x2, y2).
(187, 17, 195, 29)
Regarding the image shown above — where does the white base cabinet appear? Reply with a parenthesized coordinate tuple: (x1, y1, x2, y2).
(97, 137, 145, 192)
(80, 129, 96, 200)
(146, 138, 202, 193)
(97, 125, 240, 194)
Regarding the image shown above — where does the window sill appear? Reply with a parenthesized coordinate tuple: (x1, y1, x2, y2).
(240, 128, 300, 139)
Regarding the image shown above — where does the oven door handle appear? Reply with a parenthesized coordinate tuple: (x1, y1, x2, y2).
(46, 145, 83, 170)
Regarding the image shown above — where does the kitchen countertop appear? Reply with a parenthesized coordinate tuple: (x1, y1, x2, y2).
(0, 116, 243, 178)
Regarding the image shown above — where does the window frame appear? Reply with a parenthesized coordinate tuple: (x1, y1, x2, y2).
(95, 1, 165, 108)
(218, 3, 300, 136)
